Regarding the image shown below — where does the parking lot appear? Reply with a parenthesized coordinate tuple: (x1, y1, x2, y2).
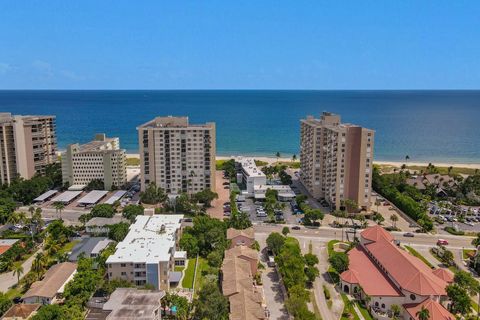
(429, 201, 480, 233)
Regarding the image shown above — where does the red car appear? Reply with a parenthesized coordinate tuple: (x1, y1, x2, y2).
(437, 239, 449, 246)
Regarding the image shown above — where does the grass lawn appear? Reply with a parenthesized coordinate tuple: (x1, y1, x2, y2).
(471, 298, 479, 313)
(327, 240, 340, 257)
(174, 265, 185, 272)
(5, 287, 21, 299)
(58, 240, 80, 256)
(356, 301, 374, 320)
(310, 290, 322, 320)
(126, 157, 140, 166)
(340, 293, 360, 320)
(429, 249, 459, 273)
(193, 257, 208, 292)
(404, 245, 434, 268)
(181, 258, 196, 289)
(404, 165, 478, 176)
(463, 249, 475, 260)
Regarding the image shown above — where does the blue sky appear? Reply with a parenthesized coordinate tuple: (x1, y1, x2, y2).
(1, 1, 479, 89)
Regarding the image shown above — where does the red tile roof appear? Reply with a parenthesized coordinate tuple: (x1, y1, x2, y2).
(340, 247, 402, 297)
(361, 226, 448, 296)
(432, 268, 454, 283)
(360, 225, 394, 243)
(404, 298, 455, 320)
(0, 245, 11, 255)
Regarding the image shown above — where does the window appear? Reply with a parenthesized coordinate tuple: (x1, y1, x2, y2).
(410, 294, 416, 301)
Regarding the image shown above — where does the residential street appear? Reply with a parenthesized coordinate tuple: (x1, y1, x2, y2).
(0, 249, 41, 293)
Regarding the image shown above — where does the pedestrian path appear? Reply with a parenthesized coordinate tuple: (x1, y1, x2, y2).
(0, 249, 41, 293)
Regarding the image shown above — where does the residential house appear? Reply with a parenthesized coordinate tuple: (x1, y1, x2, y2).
(227, 228, 255, 248)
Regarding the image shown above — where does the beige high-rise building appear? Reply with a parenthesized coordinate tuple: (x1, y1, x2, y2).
(0, 113, 57, 185)
(61, 134, 127, 190)
(137, 116, 216, 194)
(299, 112, 374, 210)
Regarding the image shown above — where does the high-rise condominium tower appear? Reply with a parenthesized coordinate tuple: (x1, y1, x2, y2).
(61, 134, 127, 190)
(0, 113, 57, 185)
(137, 116, 216, 194)
(299, 112, 374, 210)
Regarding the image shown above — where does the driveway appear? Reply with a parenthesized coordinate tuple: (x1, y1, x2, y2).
(207, 171, 230, 220)
(255, 233, 289, 319)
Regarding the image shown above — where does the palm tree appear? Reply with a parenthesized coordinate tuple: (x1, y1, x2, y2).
(390, 214, 398, 229)
(405, 155, 410, 165)
(292, 154, 297, 162)
(32, 252, 45, 278)
(8, 211, 26, 226)
(275, 152, 281, 164)
(13, 263, 24, 285)
(28, 206, 35, 218)
(53, 201, 65, 220)
(390, 304, 401, 318)
(416, 306, 430, 320)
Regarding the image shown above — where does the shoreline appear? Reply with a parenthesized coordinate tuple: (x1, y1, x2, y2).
(125, 153, 480, 169)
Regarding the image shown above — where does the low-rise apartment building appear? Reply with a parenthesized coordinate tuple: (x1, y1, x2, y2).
(0, 113, 57, 185)
(61, 133, 127, 190)
(236, 158, 267, 195)
(106, 214, 186, 290)
(300, 112, 374, 210)
(137, 116, 216, 195)
(340, 226, 454, 320)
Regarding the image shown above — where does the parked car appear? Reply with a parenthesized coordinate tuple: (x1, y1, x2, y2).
(437, 239, 449, 246)
(292, 226, 301, 230)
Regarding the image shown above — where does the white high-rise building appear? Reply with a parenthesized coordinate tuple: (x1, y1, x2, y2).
(61, 134, 126, 190)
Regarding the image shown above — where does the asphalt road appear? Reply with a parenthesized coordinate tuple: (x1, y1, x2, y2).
(254, 224, 475, 250)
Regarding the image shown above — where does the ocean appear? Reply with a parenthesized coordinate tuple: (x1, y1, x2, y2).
(1, 90, 479, 164)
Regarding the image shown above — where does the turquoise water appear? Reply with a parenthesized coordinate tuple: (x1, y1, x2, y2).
(1, 90, 479, 163)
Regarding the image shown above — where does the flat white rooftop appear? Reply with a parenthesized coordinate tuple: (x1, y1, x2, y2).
(239, 157, 266, 178)
(104, 190, 127, 204)
(51, 191, 83, 203)
(68, 184, 86, 191)
(33, 190, 58, 202)
(78, 190, 109, 205)
(106, 214, 184, 264)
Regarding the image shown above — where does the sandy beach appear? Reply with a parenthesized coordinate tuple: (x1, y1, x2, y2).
(127, 153, 480, 169)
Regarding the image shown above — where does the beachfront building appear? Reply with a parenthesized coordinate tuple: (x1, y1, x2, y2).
(137, 116, 216, 195)
(61, 133, 127, 190)
(0, 113, 57, 185)
(106, 214, 186, 290)
(340, 225, 454, 320)
(236, 157, 267, 195)
(299, 112, 374, 210)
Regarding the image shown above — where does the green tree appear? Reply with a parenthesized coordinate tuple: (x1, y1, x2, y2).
(193, 280, 229, 320)
(441, 249, 455, 266)
(282, 226, 290, 236)
(122, 204, 144, 222)
(276, 151, 281, 163)
(53, 201, 65, 220)
(207, 250, 223, 268)
(416, 306, 430, 320)
(329, 252, 349, 273)
(390, 214, 399, 228)
(304, 253, 319, 267)
(13, 263, 24, 285)
(276, 237, 306, 289)
(453, 270, 480, 295)
(292, 154, 297, 162)
(162, 292, 190, 320)
(0, 292, 13, 318)
(446, 283, 471, 315)
(180, 216, 226, 257)
(90, 203, 115, 218)
(305, 265, 320, 283)
(85, 179, 105, 191)
(179, 232, 199, 257)
(266, 232, 285, 255)
(140, 183, 167, 205)
(391, 304, 401, 318)
(108, 222, 130, 241)
(193, 189, 218, 208)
